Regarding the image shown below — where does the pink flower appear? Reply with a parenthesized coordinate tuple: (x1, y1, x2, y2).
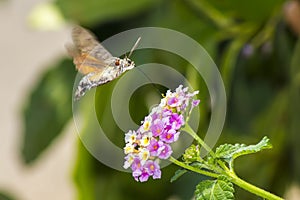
(158, 143, 173, 159)
(169, 113, 184, 130)
(123, 85, 199, 182)
(150, 120, 165, 137)
(160, 129, 180, 143)
(148, 139, 165, 156)
(144, 160, 161, 179)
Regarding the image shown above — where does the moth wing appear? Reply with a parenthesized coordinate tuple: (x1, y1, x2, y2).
(71, 25, 100, 53)
(71, 26, 114, 64)
(66, 42, 110, 75)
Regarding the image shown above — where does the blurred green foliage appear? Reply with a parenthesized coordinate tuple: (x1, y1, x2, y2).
(21, 0, 300, 199)
(56, 0, 162, 26)
(22, 59, 76, 163)
(0, 192, 16, 200)
(289, 39, 300, 182)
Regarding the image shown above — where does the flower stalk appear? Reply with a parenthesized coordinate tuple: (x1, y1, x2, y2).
(123, 85, 283, 200)
(177, 123, 284, 200)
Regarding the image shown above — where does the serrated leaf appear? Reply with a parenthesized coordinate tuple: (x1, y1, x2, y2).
(170, 169, 188, 183)
(215, 137, 272, 168)
(21, 59, 76, 163)
(195, 178, 234, 200)
(215, 144, 246, 160)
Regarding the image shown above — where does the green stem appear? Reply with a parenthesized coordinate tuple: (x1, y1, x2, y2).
(182, 124, 213, 155)
(228, 171, 284, 200)
(220, 37, 248, 95)
(182, 124, 229, 171)
(169, 156, 219, 179)
(180, 123, 284, 200)
(185, 0, 233, 28)
(250, 6, 281, 48)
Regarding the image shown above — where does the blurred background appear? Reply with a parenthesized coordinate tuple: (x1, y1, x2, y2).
(0, 0, 300, 199)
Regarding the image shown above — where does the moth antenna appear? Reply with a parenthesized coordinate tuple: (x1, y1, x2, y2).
(128, 37, 161, 95)
(128, 37, 141, 58)
(136, 67, 163, 96)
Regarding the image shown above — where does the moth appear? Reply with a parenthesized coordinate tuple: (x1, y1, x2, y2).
(66, 26, 141, 100)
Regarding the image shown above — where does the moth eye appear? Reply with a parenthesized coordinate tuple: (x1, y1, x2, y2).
(115, 60, 120, 66)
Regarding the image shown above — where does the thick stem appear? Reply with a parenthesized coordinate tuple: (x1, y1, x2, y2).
(169, 157, 219, 179)
(182, 124, 229, 171)
(228, 172, 284, 200)
(181, 123, 284, 200)
(182, 124, 213, 155)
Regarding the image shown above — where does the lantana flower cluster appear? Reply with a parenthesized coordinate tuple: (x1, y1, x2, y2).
(123, 85, 200, 182)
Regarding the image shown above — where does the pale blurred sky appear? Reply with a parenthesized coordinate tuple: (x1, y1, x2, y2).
(0, 0, 77, 199)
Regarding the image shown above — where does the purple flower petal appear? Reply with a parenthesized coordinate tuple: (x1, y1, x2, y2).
(169, 113, 184, 130)
(131, 157, 142, 172)
(167, 96, 180, 107)
(144, 160, 161, 179)
(148, 139, 165, 156)
(160, 129, 177, 143)
(150, 120, 165, 137)
(123, 84, 200, 182)
(139, 169, 150, 182)
(158, 143, 173, 159)
(192, 99, 200, 107)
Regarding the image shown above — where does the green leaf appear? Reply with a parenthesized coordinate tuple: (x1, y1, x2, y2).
(195, 177, 234, 200)
(55, 0, 162, 26)
(215, 137, 272, 169)
(21, 59, 76, 164)
(170, 169, 188, 183)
